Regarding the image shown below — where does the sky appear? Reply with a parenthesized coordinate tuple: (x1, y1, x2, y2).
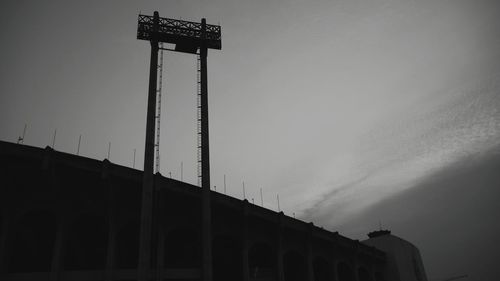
(1, 0, 500, 280)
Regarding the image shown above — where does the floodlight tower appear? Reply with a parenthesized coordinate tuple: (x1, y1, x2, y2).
(137, 11, 221, 281)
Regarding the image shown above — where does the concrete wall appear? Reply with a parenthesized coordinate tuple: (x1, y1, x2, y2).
(0, 141, 387, 281)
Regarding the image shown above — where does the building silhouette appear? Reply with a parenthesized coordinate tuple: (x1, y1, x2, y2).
(0, 140, 427, 281)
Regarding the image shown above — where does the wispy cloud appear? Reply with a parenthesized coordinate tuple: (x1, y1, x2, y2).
(301, 74, 500, 226)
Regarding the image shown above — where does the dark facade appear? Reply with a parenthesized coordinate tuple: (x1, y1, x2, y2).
(0, 141, 387, 281)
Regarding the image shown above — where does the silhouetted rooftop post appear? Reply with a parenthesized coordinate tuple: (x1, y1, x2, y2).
(224, 174, 227, 194)
(77, 134, 81, 155)
(52, 129, 57, 148)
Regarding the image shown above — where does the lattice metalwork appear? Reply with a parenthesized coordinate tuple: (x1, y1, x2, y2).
(137, 14, 221, 52)
(196, 55, 202, 186)
(154, 43, 164, 174)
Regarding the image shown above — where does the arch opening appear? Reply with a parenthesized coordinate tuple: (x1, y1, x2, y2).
(248, 242, 275, 279)
(338, 262, 354, 281)
(115, 220, 139, 269)
(213, 235, 242, 281)
(313, 257, 332, 281)
(358, 267, 372, 281)
(8, 210, 57, 272)
(375, 271, 385, 281)
(164, 227, 201, 268)
(64, 214, 108, 270)
(283, 251, 306, 281)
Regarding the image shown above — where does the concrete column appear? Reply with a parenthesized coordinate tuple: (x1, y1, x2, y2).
(331, 247, 339, 281)
(332, 259, 339, 281)
(138, 11, 160, 281)
(155, 185, 165, 281)
(105, 223, 116, 281)
(0, 211, 10, 274)
(105, 173, 116, 281)
(331, 233, 341, 281)
(334, 260, 340, 280)
(354, 244, 361, 281)
(150, 175, 162, 280)
(156, 227, 165, 281)
(306, 223, 314, 281)
(370, 265, 377, 281)
(353, 260, 360, 281)
(49, 219, 65, 281)
(276, 213, 284, 281)
(47, 155, 64, 281)
(242, 201, 249, 281)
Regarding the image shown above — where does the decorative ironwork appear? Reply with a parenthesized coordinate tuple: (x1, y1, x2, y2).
(137, 14, 221, 51)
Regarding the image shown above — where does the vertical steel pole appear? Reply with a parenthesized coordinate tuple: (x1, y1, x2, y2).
(138, 11, 159, 281)
(52, 129, 57, 148)
(77, 134, 81, 155)
(200, 18, 213, 281)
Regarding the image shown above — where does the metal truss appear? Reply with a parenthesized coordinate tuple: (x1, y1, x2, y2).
(137, 14, 221, 51)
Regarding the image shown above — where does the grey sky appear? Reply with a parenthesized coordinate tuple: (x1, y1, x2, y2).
(1, 0, 499, 280)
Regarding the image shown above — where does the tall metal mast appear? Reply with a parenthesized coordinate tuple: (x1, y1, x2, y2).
(137, 12, 221, 281)
(137, 11, 159, 281)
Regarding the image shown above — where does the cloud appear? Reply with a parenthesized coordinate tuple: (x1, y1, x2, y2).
(331, 145, 500, 281)
(301, 74, 500, 225)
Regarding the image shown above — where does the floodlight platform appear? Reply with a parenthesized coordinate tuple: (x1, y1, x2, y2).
(137, 14, 221, 54)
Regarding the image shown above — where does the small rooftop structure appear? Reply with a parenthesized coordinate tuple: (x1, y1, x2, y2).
(368, 229, 392, 238)
(364, 229, 428, 281)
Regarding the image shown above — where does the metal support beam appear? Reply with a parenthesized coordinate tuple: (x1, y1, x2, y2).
(138, 11, 159, 281)
(200, 18, 213, 281)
